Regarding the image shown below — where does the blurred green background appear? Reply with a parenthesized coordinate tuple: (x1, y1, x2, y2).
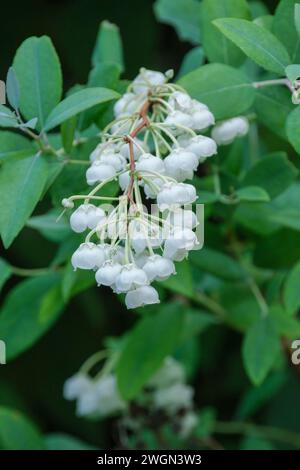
(1, 0, 300, 450)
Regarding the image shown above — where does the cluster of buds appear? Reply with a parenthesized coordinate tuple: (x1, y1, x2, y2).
(64, 355, 197, 439)
(62, 68, 219, 309)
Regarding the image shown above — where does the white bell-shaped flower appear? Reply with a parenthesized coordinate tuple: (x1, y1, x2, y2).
(114, 92, 141, 117)
(119, 138, 148, 160)
(63, 373, 92, 400)
(179, 412, 198, 438)
(211, 116, 249, 145)
(144, 177, 164, 199)
(190, 108, 215, 130)
(94, 374, 125, 417)
(134, 251, 150, 268)
(168, 91, 193, 112)
(71, 242, 106, 270)
(166, 208, 198, 231)
(86, 162, 116, 186)
(164, 110, 193, 130)
(76, 385, 100, 417)
(164, 228, 198, 261)
(143, 255, 175, 282)
(70, 204, 106, 233)
(95, 261, 122, 287)
(157, 182, 197, 210)
(99, 152, 126, 171)
(118, 171, 130, 191)
(132, 68, 166, 94)
(125, 285, 160, 309)
(185, 135, 217, 161)
(136, 153, 165, 174)
(152, 382, 194, 415)
(115, 264, 148, 292)
(90, 142, 118, 162)
(148, 357, 185, 388)
(164, 148, 198, 182)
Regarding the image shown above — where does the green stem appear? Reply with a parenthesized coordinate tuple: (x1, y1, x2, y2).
(215, 420, 300, 448)
(11, 266, 55, 277)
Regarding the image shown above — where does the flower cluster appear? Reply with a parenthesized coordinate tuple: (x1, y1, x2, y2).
(62, 68, 219, 309)
(64, 355, 197, 439)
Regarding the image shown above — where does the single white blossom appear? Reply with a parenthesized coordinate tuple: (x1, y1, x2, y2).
(125, 285, 160, 309)
(211, 116, 249, 145)
(71, 243, 106, 270)
(143, 255, 175, 282)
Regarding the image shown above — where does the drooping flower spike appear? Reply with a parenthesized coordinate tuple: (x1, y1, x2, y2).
(62, 68, 250, 309)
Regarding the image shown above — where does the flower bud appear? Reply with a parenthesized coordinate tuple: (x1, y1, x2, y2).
(62, 198, 74, 209)
(125, 285, 160, 309)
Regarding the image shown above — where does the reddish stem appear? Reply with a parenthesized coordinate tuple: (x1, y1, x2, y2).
(125, 100, 151, 201)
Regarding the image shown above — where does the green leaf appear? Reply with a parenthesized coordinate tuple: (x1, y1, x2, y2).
(0, 131, 33, 162)
(286, 106, 300, 154)
(201, 0, 251, 66)
(254, 86, 293, 140)
(236, 186, 270, 202)
(0, 258, 11, 291)
(271, 304, 300, 337)
(0, 105, 18, 128)
(253, 15, 273, 31)
(214, 18, 291, 74)
(0, 153, 49, 247)
(26, 209, 71, 242)
(0, 273, 64, 360)
(6, 67, 20, 110)
(92, 20, 124, 71)
(242, 316, 280, 386)
(116, 303, 185, 399)
(295, 3, 300, 36)
(177, 47, 204, 79)
(154, 0, 202, 44)
(242, 152, 297, 199)
(191, 247, 245, 281)
(13, 36, 62, 128)
(284, 260, 300, 314)
(272, 0, 300, 63)
(44, 87, 119, 131)
(0, 407, 44, 450)
(285, 64, 300, 83)
(61, 116, 77, 154)
(178, 63, 255, 120)
(161, 259, 194, 298)
(181, 309, 217, 342)
(45, 433, 96, 450)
